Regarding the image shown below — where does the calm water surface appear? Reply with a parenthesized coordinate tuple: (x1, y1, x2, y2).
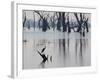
(23, 32, 91, 69)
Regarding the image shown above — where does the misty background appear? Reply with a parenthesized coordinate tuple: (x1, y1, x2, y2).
(22, 10, 91, 69)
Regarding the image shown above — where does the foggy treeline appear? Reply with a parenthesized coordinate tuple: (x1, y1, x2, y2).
(23, 10, 91, 69)
(23, 10, 91, 36)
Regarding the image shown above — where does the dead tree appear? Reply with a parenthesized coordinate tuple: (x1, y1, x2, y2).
(34, 11, 50, 32)
(66, 14, 71, 33)
(38, 17, 42, 29)
(27, 20, 30, 30)
(33, 12, 35, 30)
(84, 18, 89, 32)
(50, 13, 56, 31)
(23, 12, 26, 28)
(56, 12, 62, 31)
(62, 12, 67, 32)
(74, 13, 83, 32)
(74, 13, 89, 36)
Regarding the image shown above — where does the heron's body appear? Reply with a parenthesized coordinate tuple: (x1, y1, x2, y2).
(37, 46, 48, 62)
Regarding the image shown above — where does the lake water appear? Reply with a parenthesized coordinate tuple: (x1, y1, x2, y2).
(23, 31, 91, 69)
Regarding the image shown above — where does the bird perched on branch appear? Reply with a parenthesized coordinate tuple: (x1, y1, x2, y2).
(37, 46, 48, 62)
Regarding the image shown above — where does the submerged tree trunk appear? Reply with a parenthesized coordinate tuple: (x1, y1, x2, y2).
(33, 12, 35, 30)
(34, 11, 50, 32)
(62, 12, 67, 32)
(74, 13, 82, 32)
(38, 18, 42, 29)
(42, 18, 47, 32)
(57, 12, 62, 31)
(67, 15, 71, 33)
(27, 20, 30, 30)
(42, 18, 50, 32)
(84, 18, 89, 32)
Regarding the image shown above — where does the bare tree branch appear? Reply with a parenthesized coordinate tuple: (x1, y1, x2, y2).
(34, 11, 44, 19)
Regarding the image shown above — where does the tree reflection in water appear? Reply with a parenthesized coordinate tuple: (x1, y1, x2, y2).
(23, 33, 90, 69)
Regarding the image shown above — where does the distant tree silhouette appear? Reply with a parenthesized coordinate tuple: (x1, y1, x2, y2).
(23, 12, 26, 28)
(74, 13, 89, 36)
(50, 13, 56, 31)
(67, 14, 71, 33)
(38, 17, 42, 29)
(27, 20, 30, 30)
(56, 12, 62, 31)
(62, 12, 67, 32)
(23, 10, 90, 34)
(34, 11, 50, 32)
(84, 18, 89, 32)
(33, 12, 35, 30)
(74, 13, 82, 32)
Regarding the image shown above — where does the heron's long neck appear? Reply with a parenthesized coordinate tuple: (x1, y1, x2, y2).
(37, 51, 42, 57)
